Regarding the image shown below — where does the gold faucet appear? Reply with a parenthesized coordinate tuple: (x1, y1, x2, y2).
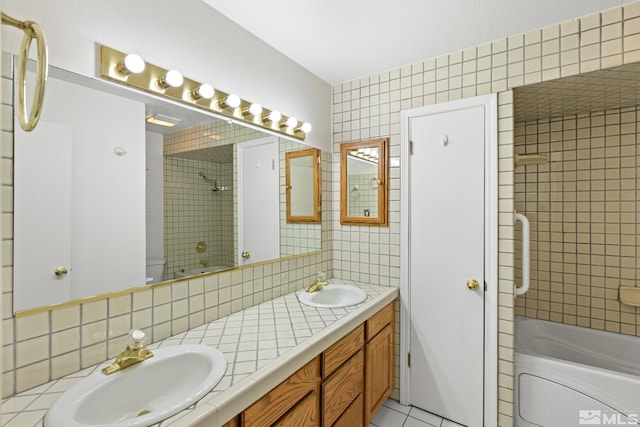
(306, 272, 329, 293)
(102, 330, 154, 375)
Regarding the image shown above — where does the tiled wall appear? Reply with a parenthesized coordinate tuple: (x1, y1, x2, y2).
(0, 53, 333, 397)
(2, 2, 640, 423)
(164, 156, 234, 277)
(164, 120, 265, 156)
(330, 3, 640, 424)
(514, 107, 640, 335)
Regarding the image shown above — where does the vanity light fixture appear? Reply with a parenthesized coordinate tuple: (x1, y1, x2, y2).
(118, 54, 145, 75)
(157, 70, 184, 89)
(242, 102, 263, 117)
(190, 83, 215, 100)
(218, 94, 241, 109)
(349, 147, 379, 164)
(99, 45, 312, 140)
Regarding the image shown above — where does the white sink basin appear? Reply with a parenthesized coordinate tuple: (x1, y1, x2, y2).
(298, 283, 368, 308)
(44, 344, 227, 427)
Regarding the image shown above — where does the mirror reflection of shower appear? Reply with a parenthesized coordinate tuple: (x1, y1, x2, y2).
(198, 171, 220, 192)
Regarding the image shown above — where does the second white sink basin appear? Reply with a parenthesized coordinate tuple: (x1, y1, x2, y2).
(298, 283, 368, 308)
(44, 344, 227, 427)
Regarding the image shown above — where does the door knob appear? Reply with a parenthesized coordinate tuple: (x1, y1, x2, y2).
(54, 266, 68, 277)
(241, 251, 250, 259)
(467, 279, 479, 290)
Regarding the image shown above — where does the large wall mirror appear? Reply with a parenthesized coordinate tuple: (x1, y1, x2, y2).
(340, 138, 388, 226)
(12, 59, 322, 312)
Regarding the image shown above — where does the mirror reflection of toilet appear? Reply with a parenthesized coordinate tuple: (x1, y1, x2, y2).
(145, 257, 166, 284)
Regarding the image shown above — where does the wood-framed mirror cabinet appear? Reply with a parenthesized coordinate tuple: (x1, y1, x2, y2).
(285, 147, 321, 223)
(340, 138, 388, 226)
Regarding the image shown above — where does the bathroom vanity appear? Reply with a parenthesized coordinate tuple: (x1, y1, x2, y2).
(224, 301, 394, 427)
(1, 280, 398, 427)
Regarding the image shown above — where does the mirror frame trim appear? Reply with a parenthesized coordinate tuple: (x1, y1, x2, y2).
(285, 147, 321, 223)
(340, 138, 388, 226)
(14, 250, 322, 318)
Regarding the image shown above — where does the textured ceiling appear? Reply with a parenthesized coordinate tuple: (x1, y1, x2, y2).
(514, 62, 640, 123)
(168, 143, 234, 164)
(203, 0, 631, 84)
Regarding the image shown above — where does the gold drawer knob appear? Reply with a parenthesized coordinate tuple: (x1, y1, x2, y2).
(467, 279, 479, 290)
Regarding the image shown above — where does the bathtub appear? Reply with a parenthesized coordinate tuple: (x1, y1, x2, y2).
(515, 316, 640, 426)
(173, 265, 232, 279)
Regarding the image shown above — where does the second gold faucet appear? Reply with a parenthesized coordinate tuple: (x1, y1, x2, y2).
(102, 329, 154, 375)
(306, 272, 329, 293)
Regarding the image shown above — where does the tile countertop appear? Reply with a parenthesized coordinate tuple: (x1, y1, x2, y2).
(1, 280, 399, 427)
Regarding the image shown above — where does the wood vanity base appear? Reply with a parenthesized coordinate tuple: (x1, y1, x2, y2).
(222, 301, 395, 427)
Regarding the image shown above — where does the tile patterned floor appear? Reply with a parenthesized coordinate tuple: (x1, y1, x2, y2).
(371, 399, 465, 427)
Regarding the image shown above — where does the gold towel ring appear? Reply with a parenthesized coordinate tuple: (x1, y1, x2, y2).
(2, 12, 48, 132)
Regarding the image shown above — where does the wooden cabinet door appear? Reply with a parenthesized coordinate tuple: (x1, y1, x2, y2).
(272, 390, 319, 427)
(365, 324, 393, 424)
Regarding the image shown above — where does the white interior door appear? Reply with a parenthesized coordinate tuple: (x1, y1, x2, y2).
(237, 137, 279, 265)
(14, 121, 72, 311)
(408, 105, 486, 426)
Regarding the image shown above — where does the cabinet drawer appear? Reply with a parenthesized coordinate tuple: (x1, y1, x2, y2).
(244, 356, 320, 427)
(272, 390, 319, 427)
(322, 324, 364, 378)
(322, 349, 364, 427)
(333, 392, 364, 427)
(365, 302, 394, 341)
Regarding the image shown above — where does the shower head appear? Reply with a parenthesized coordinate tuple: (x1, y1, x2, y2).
(199, 172, 219, 191)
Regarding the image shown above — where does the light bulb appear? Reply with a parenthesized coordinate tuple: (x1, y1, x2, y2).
(120, 54, 145, 74)
(242, 103, 263, 117)
(192, 83, 214, 100)
(158, 70, 183, 89)
(299, 122, 312, 133)
(228, 94, 241, 108)
(219, 93, 241, 109)
(266, 110, 281, 123)
(248, 103, 263, 116)
(284, 117, 298, 128)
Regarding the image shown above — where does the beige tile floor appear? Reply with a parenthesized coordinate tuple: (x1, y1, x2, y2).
(371, 399, 465, 427)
